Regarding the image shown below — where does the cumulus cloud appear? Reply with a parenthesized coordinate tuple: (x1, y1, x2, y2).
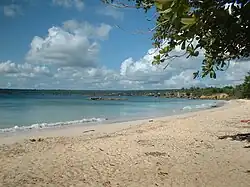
(119, 47, 199, 88)
(96, 6, 124, 20)
(52, 0, 84, 11)
(26, 20, 112, 68)
(3, 4, 22, 17)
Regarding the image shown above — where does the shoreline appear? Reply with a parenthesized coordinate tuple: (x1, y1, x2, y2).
(1, 99, 250, 186)
(0, 98, 220, 134)
(0, 100, 225, 145)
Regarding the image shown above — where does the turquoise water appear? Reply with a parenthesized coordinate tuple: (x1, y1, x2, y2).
(0, 94, 219, 132)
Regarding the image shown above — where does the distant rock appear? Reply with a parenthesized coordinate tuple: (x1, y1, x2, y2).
(88, 97, 128, 101)
(200, 93, 229, 100)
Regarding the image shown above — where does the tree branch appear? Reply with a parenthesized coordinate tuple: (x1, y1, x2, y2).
(101, 0, 144, 9)
(163, 52, 188, 69)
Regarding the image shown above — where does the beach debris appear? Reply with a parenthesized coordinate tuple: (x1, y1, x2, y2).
(82, 129, 95, 133)
(29, 138, 44, 142)
(156, 162, 162, 166)
(218, 133, 250, 142)
(241, 120, 250, 123)
(98, 134, 112, 139)
(38, 138, 44, 142)
(137, 139, 155, 147)
(99, 148, 104, 151)
(210, 104, 218, 108)
(158, 171, 169, 176)
(29, 138, 36, 142)
(136, 129, 145, 133)
(145, 151, 167, 157)
(149, 119, 154, 122)
(103, 181, 111, 187)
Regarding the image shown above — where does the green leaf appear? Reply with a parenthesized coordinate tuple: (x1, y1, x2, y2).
(193, 71, 199, 79)
(187, 46, 193, 53)
(163, 46, 171, 53)
(171, 12, 178, 23)
(193, 51, 199, 57)
(160, 59, 165, 63)
(213, 73, 216, 79)
(181, 17, 196, 25)
(158, 8, 172, 14)
(181, 24, 191, 30)
(209, 70, 216, 79)
(181, 41, 186, 50)
(152, 60, 159, 65)
(159, 49, 164, 54)
(154, 54, 161, 60)
(155, 2, 163, 10)
(155, 0, 174, 10)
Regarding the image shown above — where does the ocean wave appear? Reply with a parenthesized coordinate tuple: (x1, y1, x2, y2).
(0, 117, 107, 133)
(182, 102, 220, 110)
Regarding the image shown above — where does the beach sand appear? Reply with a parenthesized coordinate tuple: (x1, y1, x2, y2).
(1, 99, 250, 187)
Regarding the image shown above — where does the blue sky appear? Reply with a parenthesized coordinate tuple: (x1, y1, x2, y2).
(1, 0, 153, 67)
(0, 0, 248, 89)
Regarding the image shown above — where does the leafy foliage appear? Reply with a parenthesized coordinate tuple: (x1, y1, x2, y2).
(242, 72, 250, 98)
(102, 0, 250, 79)
(178, 86, 232, 97)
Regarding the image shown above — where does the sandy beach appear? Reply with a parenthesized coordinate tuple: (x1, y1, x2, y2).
(0, 99, 250, 187)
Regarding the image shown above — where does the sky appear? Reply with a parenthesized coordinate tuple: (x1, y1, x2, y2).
(0, 0, 249, 90)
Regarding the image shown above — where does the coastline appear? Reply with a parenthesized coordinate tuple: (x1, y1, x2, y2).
(0, 100, 224, 145)
(1, 99, 250, 186)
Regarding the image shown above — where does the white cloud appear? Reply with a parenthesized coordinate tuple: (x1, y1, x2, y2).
(52, 66, 119, 88)
(52, 0, 84, 11)
(97, 6, 124, 20)
(3, 4, 22, 17)
(62, 20, 112, 40)
(0, 60, 51, 78)
(26, 20, 112, 68)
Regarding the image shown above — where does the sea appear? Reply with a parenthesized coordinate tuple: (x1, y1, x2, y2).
(0, 94, 222, 133)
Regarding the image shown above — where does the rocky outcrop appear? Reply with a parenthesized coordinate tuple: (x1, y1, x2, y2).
(164, 92, 198, 99)
(200, 93, 229, 100)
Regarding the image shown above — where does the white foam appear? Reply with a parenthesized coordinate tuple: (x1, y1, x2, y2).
(182, 102, 218, 110)
(0, 117, 106, 133)
(182, 106, 192, 110)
